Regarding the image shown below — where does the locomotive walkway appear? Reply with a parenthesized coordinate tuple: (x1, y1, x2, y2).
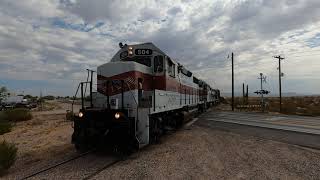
(196, 110, 320, 149)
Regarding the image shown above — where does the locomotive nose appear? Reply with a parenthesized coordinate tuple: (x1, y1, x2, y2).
(95, 61, 151, 111)
(97, 61, 151, 91)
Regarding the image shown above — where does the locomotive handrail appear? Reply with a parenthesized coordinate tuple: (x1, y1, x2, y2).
(84, 70, 90, 96)
(123, 80, 138, 105)
(71, 81, 92, 114)
(71, 83, 81, 114)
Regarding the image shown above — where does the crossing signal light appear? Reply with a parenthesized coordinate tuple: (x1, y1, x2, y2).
(254, 90, 270, 95)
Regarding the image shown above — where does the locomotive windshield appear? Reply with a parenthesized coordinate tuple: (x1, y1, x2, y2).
(122, 56, 151, 67)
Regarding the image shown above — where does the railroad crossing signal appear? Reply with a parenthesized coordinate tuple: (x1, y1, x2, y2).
(260, 73, 267, 83)
(256, 73, 269, 112)
(254, 90, 270, 95)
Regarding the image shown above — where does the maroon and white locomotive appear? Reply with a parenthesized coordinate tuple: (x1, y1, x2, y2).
(72, 42, 220, 151)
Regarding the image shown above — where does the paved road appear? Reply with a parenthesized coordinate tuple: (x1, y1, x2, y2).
(196, 110, 320, 149)
(200, 111, 320, 134)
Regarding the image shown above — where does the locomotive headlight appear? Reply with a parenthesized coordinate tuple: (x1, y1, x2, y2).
(78, 112, 84, 118)
(128, 50, 133, 55)
(128, 46, 133, 50)
(114, 112, 121, 119)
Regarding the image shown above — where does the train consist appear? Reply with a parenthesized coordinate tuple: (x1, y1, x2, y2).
(72, 42, 220, 151)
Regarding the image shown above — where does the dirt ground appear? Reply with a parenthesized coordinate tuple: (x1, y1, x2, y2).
(0, 101, 79, 176)
(94, 125, 320, 180)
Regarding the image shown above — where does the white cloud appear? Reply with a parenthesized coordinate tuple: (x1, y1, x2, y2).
(1, 0, 320, 96)
(0, 0, 63, 20)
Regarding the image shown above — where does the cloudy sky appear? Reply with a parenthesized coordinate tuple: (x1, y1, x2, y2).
(1, 0, 320, 96)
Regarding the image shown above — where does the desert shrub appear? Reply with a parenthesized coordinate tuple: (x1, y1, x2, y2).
(306, 106, 320, 116)
(0, 141, 17, 175)
(0, 112, 12, 135)
(230, 96, 320, 116)
(2, 108, 32, 122)
(219, 97, 227, 104)
(66, 110, 74, 121)
(268, 102, 279, 112)
(281, 102, 299, 115)
(42, 95, 55, 101)
(0, 121, 12, 135)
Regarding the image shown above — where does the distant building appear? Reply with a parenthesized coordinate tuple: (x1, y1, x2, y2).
(2, 95, 26, 104)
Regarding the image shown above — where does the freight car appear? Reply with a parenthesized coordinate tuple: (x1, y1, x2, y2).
(71, 42, 220, 151)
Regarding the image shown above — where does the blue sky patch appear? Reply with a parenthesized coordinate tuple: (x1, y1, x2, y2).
(51, 17, 105, 32)
(307, 33, 320, 48)
(0, 79, 75, 96)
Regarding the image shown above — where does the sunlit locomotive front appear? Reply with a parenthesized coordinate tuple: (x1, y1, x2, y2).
(72, 42, 220, 151)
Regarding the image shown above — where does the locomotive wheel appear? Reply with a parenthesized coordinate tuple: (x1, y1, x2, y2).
(73, 131, 90, 152)
(75, 143, 89, 152)
(114, 141, 136, 156)
(150, 118, 162, 144)
(174, 113, 184, 129)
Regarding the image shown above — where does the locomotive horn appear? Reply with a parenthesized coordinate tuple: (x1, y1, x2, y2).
(119, 42, 124, 48)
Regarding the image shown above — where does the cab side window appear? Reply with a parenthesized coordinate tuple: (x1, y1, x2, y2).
(167, 57, 175, 77)
(154, 55, 164, 73)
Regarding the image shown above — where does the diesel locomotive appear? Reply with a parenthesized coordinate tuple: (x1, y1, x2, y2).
(71, 42, 220, 151)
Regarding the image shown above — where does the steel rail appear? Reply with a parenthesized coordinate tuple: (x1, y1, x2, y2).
(21, 150, 94, 180)
(82, 159, 121, 180)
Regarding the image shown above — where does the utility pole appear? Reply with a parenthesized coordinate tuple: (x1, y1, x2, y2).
(273, 55, 285, 112)
(246, 84, 249, 104)
(242, 83, 245, 104)
(231, 52, 234, 111)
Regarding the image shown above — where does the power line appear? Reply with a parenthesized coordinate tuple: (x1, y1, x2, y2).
(283, 49, 320, 56)
(288, 52, 320, 58)
(202, 51, 320, 72)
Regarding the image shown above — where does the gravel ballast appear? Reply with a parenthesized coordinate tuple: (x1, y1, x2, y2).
(93, 125, 320, 180)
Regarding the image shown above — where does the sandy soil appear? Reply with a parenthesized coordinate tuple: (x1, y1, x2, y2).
(94, 125, 320, 180)
(0, 101, 80, 176)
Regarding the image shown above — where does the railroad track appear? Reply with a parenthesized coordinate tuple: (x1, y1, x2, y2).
(82, 159, 121, 180)
(21, 148, 123, 180)
(21, 150, 94, 180)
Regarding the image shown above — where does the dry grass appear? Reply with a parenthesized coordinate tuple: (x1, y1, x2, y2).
(226, 96, 320, 116)
(0, 120, 12, 135)
(1, 108, 32, 122)
(65, 110, 73, 121)
(33, 101, 62, 111)
(0, 108, 32, 135)
(0, 112, 12, 135)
